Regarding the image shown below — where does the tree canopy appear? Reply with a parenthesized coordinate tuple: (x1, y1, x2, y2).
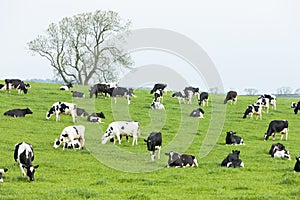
(28, 10, 132, 85)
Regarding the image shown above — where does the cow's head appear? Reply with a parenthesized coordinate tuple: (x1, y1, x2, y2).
(23, 165, 39, 181)
(0, 168, 8, 183)
(96, 112, 105, 119)
(26, 108, 33, 115)
(243, 106, 253, 118)
(53, 137, 63, 149)
(264, 133, 270, 141)
(46, 106, 55, 120)
(102, 127, 114, 144)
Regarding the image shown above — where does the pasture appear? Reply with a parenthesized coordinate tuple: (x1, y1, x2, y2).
(0, 82, 300, 199)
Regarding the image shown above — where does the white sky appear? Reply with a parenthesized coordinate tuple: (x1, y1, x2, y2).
(0, 0, 299, 94)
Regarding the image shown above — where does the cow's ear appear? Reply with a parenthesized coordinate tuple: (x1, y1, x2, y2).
(34, 165, 39, 169)
(233, 132, 236, 135)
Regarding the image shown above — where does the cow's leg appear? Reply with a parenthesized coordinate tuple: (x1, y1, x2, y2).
(127, 95, 130, 105)
(132, 136, 137, 146)
(56, 113, 60, 122)
(116, 132, 121, 144)
(19, 164, 26, 176)
(114, 97, 117, 104)
(150, 151, 155, 161)
(157, 146, 161, 160)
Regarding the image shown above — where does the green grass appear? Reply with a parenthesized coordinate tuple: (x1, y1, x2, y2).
(1, 82, 300, 199)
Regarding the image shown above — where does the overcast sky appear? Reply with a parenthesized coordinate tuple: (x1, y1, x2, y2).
(0, 0, 299, 94)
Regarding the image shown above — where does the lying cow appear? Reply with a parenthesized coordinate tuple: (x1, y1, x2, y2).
(14, 142, 39, 181)
(59, 83, 73, 91)
(190, 108, 205, 118)
(165, 151, 198, 168)
(144, 132, 162, 161)
(87, 112, 105, 123)
(268, 143, 290, 159)
(151, 101, 165, 110)
(294, 157, 300, 172)
(269, 143, 285, 155)
(102, 121, 140, 145)
(198, 92, 209, 106)
(264, 120, 288, 141)
(4, 108, 33, 117)
(46, 102, 77, 123)
(53, 125, 85, 150)
(72, 91, 85, 98)
(225, 131, 244, 145)
(242, 104, 262, 120)
(77, 108, 89, 117)
(221, 150, 244, 168)
(224, 91, 237, 104)
(0, 168, 8, 183)
(294, 101, 300, 114)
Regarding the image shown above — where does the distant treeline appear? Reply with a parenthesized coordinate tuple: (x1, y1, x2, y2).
(25, 79, 64, 84)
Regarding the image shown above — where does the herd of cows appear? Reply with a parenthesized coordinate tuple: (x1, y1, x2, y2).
(1, 79, 300, 183)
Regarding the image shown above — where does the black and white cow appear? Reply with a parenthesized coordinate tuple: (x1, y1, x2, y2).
(87, 112, 105, 123)
(153, 89, 163, 102)
(294, 101, 300, 114)
(144, 132, 162, 161)
(258, 94, 276, 110)
(171, 91, 186, 104)
(256, 97, 270, 113)
(224, 91, 237, 104)
(59, 83, 73, 91)
(291, 102, 298, 109)
(72, 91, 85, 98)
(102, 121, 140, 145)
(104, 87, 135, 104)
(14, 142, 39, 181)
(151, 100, 165, 110)
(221, 150, 244, 168)
(0, 168, 8, 183)
(294, 157, 300, 172)
(272, 149, 291, 159)
(242, 104, 262, 120)
(5, 79, 30, 94)
(268, 143, 286, 155)
(184, 86, 200, 104)
(89, 83, 109, 98)
(198, 92, 209, 106)
(4, 108, 33, 117)
(0, 84, 6, 90)
(190, 108, 205, 118)
(53, 125, 85, 150)
(225, 131, 244, 145)
(77, 108, 89, 117)
(150, 83, 167, 94)
(165, 151, 198, 168)
(46, 102, 77, 123)
(264, 120, 288, 141)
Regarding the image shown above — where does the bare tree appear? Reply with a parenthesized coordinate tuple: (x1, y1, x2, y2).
(294, 88, 300, 95)
(276, 86, 292, 94)
(244, 88, 258, 96)
(209, 87, 219, 94)
(28, 10, 132, 85)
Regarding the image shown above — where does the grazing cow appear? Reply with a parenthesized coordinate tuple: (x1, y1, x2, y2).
(171, 91, 186, 104)
(89, 83, 109, 98)
(221, 150, 244, 168)
(256, 98, 270, 113)
(258, 94, 276, 110)
(242, 104, 262, 120)
(59, 83, 73, 91)
(264, 120, 288, 141)
(4, 108, 33, 117)
(53, 125, 85, 150)
(46, 102, 77, 123)
(165, 151, 198, 168)
(225, 131, 244, 145)
(151, 101, 165, 110)
(14, 142, 39, 181)
(294, 101, 300, 114)
(273, 149, 291, 160)
(294, 157, 300, 172)
(153, 89, 163, 102)
(144, 132, 162, 161)
(198, 92, 209, 106)
(0, 168, 8, 183)
(87, 112, 105, 123)
(72, 91, 85, 98)
(291, 102, 298, 108)
(190, 108, 205, 118)
(269, 143, 285, 155)
(77, 108, 89, 117)
(150, 83, 167, 94)
(102, 121, 140, 145)
(224, 91, 237, 104)
(5, 79, 30, 94)
(104, 87, 135, 104)
(184, 86, 200, 104)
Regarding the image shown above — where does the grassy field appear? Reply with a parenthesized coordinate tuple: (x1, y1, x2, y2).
(0, 82, 300, 199)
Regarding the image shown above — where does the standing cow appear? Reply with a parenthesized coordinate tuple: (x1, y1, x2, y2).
(14, 142, 39, 181)
(293, 101, 300, 114)
(144, 132, 162, 161)
(242, 104, 262, 120)
(198, 92, 209, 106)
(264, 120, 288, 141)
(294, 157, 300, 172)
(102, 121, 140, 145)
(224, 91, 237, 104)
(46, 102, 77, 123)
